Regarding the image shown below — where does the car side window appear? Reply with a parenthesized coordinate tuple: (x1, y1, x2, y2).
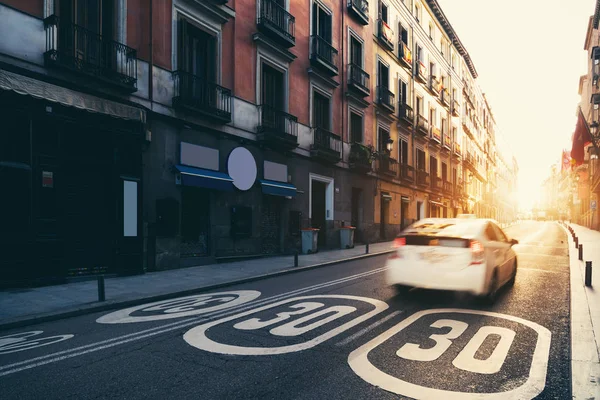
(491, 223, 508, 242)
(484, 224, 498, 241)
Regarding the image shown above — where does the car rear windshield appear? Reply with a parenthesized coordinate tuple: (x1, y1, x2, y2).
(402, 221, 481, 237)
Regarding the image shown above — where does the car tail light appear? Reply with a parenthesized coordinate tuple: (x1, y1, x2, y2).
(469, 240, 485, 265)
(393, 237, 406, 248)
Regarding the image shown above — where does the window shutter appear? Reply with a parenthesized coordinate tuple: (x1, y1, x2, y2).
(178, 18, 188, 71)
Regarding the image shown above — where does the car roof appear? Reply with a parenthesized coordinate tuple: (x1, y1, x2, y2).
(401, 218, 495, 236)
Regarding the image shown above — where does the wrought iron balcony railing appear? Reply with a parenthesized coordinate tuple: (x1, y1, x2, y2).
(377, 86, 395, 112)
(173, 71, 232, 122)
(400, 164, 415, 182)
(441, 89, 450, 107)
(310, 35, 338, 75)
(43, 15, 137, 92)
(442, 131, 451, 150)
(443, 180, 453, 193)
(454, 142, 462, 156)
(349, 142, 373, 172)
(416, 61, 428, 83)
(417, 115, 429, 135)
(257, 0, 295, 47)
(377, 155, 399, 176)
(416, 169, 429, 186)
(399, 104, 414, 125)
(429, 76, 441, 96)
(430, 126, 442, 143)
(257, 104, 299, 149)
(311, 127, 342, 163)
(348, 63, 370, 95)
(431, 176, 443, 191)
(347, 0, 369, 25)
(399, 42, 412, 68)
(378, 19, 394, 51)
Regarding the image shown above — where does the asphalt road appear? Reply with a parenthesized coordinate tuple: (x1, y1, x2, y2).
(0, 221, 571, 399)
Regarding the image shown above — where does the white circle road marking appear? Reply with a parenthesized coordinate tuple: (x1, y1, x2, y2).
(347, 309, 551, 400)
(184, 295, 389, 356)
(96, 291, 261, 324)
(0, 331, 74, 355)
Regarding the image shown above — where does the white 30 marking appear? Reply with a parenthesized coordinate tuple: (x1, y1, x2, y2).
(184, 295, 388, 355)
(0, 331, 74, 355)
(96, 291, 261, 323)
(397, 319, 468, 362)
(348, 309, 552, 399)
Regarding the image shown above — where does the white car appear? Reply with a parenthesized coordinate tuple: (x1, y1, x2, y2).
(385, 218, 519, 302)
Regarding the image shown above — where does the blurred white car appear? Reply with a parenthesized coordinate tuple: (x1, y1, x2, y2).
(386, 218, 518, 302)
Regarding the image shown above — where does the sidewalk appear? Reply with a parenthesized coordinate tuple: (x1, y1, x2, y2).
(0, 241, 395, 330)
(561, 223, 600, 399)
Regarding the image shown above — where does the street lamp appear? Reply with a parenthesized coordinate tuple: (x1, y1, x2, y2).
(385, 137, 394, 152)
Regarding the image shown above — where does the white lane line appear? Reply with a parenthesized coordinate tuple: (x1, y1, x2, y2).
(336, 310, 403, 347)
(0, 267, 390, 375)
(0, 319, 205, 377)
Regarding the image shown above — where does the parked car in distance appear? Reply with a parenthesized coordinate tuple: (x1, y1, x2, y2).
(386, 218, 518, 303)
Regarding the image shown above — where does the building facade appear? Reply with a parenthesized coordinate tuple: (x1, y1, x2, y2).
(0, 0, 515, 286)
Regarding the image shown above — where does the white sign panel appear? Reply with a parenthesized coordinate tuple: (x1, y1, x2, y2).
(348, 309, 551, 399)
(123, 180, 138, 237)
(97, 291, 261, 324)
(184, 295, 388, 355)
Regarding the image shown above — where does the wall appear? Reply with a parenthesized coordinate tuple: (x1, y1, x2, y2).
(1, 0, 43, 17)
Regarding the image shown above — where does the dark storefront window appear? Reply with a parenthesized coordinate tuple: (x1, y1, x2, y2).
(289, 210, 301, 236)
(231, 206, 253, 238)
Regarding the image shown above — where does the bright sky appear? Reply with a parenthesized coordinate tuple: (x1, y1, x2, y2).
(438, 0, 595, 211)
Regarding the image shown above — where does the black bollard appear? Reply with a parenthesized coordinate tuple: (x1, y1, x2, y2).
(575, 236, 579, 249)
(585, 261, 593, 287)
(365, 242, 370, 254)
(579, 244, 584, 261)
(294, 250, 299, 267)
(97, 275, 106, 302)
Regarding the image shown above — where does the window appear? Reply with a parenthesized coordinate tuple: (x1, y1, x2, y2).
(261, 63, 285, 107)
(399, 80, 408, 106)
(378, 126, 391, 153)
(178, 20, 217, 82)
(430, 62, 437, 78)
(452, 88, 457, 101)
(350, 35, 363, 66)
(313, 91, 331, 130)
(378, 60, 390, 89)
(312, 2, 333, 43)
(429, 156, 438, 177)
(416, 148, 426, 170)
(428, 23, 434, 40)
(350, 112, 363, 143)
(416, 45, 423, 62)
(452, 126, 457, 143)
(399, 23, 409, 46)
(416, 96, 423, 116)
(441, 162, 448, 182)
(429, 108, 436, 127)
(452, 167, 457, 185)
(381, 3, 389, 23)
(414, 3, 420, 22)
(399, 138, 409, 165)
(441, 118, 447, 135)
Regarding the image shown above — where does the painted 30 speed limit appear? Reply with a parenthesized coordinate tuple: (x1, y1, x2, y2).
(348, 309, 552, 400)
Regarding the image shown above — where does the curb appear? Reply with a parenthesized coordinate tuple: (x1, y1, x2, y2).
(0, 249, 394, 332)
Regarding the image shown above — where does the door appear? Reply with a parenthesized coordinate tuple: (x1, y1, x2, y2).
(261, 64, 285, 129)
(180, 187, 211, 257)
(350, 36, 362, 67)
(351, 188, 362, 230)
(180, 21, 217, 106)
(380, 195, 389, 240)
(261, 195, 282, 255)
(401, 197, 409, 230)
(311, 180, 327, 246)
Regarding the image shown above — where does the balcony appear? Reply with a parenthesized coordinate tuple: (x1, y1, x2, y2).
(399, 104, 414, 126)
(311, 128, 342, 163)
(377, 86, 395, 113)
(257, 105, 299, 150)
(349, 142, 373, 173)
(429, 76, 441, 96)
(416, 169, 430, 187)
(441, 89, 450, 108)
(443, 180, 453, 195)
(172, 71, 232, 122)
(452, 99, 460, 116)
(377, 155, 399, 177)
(400, 164, 415, 183)
(464, 152, 477, 172)
(347, 63, 370, 96)
(416, 115, 429, 135)
(347, 0, 369, 25)
(378, 19, 394, 51)
(43, 15, 137, 92)
(431, 176, 443, 192)
(257, 0, 295, 48)
(399, 42, 412, 69)
(430, 126, 442, 143)
(415, 61, 428, 84)
(310, 36, 338, 75)
(456, 179, 464, 197)
(453, 142, 462, 156)
(442, 131, 451, 150)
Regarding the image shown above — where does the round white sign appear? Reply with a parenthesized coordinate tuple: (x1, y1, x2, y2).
(228, 147, 257, 191)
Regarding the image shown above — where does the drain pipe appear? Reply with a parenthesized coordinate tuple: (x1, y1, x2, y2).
(340, 0, 345, 163)
(148, 0, 153, 106)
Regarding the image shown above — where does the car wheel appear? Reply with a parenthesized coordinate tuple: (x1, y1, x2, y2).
(482, 270, 499, 305)
(507, 259, 517, 286)
(395, 284, 412, 294)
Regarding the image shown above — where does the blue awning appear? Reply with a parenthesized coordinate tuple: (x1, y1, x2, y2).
(176, 165, 234, 192)
(260, 179, 297, 197)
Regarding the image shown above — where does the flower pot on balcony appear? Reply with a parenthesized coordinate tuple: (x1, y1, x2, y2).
(301, 228, 320, 254)
(340, 226, 356, 249)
